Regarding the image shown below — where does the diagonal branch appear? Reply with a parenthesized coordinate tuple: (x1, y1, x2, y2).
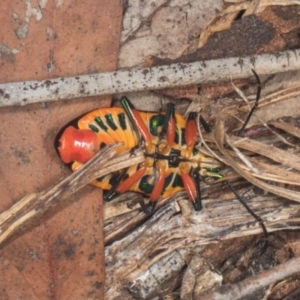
(0, 145, 144, 247)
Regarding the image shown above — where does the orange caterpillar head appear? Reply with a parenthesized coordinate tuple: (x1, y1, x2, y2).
(58, 126, 100, 164)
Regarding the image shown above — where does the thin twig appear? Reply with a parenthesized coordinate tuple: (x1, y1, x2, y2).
(0, 50, 300, 107)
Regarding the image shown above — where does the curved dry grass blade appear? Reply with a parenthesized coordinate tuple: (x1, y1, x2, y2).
(223, 149, 300, 186)
(213, 119, 300, 203)
(225, 137, 259, 173)
(238, 83, 300, 112)
(230, 136, 300, 171)
(269, 119, 300, 139)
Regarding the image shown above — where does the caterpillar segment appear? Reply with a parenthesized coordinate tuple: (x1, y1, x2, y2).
(57, 96, 223, 214)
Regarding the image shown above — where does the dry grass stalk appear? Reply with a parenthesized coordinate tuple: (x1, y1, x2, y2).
(0, 145, 144, 246)
(211, 119, 300, 204)
(236, 83, 300, 113)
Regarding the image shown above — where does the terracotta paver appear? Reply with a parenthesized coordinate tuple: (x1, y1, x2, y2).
(0, 1, 123, 298)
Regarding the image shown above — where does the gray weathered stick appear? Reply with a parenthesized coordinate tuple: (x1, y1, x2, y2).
(201, 256, 300, 300)
(0, 50, 300, 107)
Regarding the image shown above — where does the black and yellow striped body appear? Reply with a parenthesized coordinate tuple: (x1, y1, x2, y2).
(69, 107, 222, 199)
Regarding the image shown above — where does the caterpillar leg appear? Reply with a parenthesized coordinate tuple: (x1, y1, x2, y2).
(180, 165, 202, 211)
(161, 103, 176, 147)
(120, 96, 155, 153)
(140, 163, 166, 215)
(191, 168, 202, 211)
(140, 172, 165, 215)
(181, 112, 202, 210)
(109, 162, 166, 216)
(185, 112, 198, 158)
(115, 167, 147, 194)
(103, 168, 129, 201)
(139, 200, 157, 215)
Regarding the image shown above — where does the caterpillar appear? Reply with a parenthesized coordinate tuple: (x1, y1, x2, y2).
(57, 97, 223, 214)
(57, 70, 268, 236)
